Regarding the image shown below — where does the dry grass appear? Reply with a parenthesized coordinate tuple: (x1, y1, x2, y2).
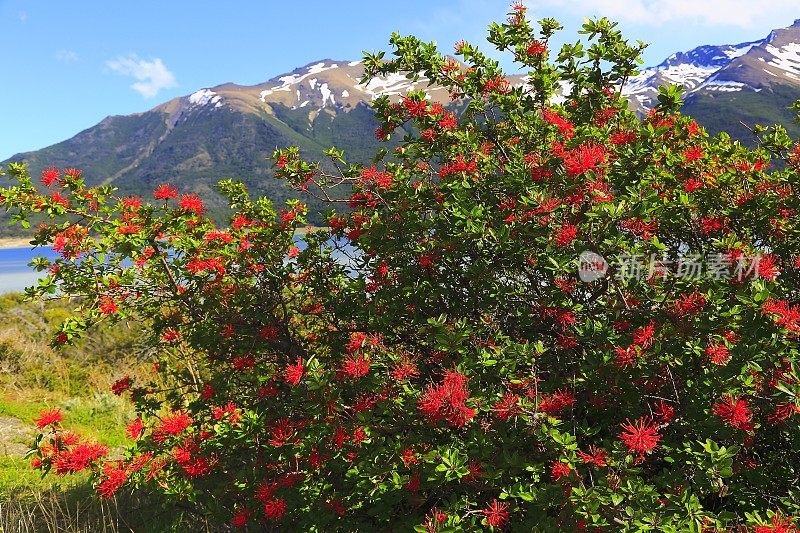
(0, 489, 216, 532)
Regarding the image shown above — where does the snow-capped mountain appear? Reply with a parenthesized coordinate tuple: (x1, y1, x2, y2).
(622, 19, 800, 113)
(5, 19, 800, 231)
(153, 59, 452, 126)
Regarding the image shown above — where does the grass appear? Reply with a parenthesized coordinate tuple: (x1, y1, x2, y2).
(0, 294, 212, 531)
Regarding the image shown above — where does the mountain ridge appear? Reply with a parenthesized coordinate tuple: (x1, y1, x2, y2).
(3, 19, 800, 235)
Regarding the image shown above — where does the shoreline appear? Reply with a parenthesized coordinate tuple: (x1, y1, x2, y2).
(0, 227, 331, 250)
(0, 238, 35, 250)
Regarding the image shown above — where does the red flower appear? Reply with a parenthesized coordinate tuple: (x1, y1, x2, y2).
(550, 460, 572, 480)
(54, 442, 109, 474)
(161, 327, 181, 342)
(118, 223, 141, 235)
(402, 96, 427, 118)
(268, 418, 297, 447)
(263, 497, 286, 520)
(538, 389, 576, 416)
(493, 393, 521, 421)
(610, 130, 636, 145)
(212, 402, 241, 425)
(126, 418, 144, 440)
(687, 121, 703, 137)
(400, 448, 418, 467)
(683, 146, 704, 162)
(97, 462, 128, 498)
(121, 196, 143, 210)
(527, 39, 547, 56)
(404, 472, 421, 492)
(653, 400, 676, 424)
(179, 193, 205, 214)
(34, 407, 63, 429)
(153, 184, 178, 200)
(673, 291, 706, 316)
(390, 360, 419, 381)
(577, 446, 608, 467)
(230, 507, 252, 528)
(284, 357, 305, 385)
(111, 376, 132, 395)
(439, 112, 458, 130)
(632, 322, 656, 349)
(541, 109, 574, 138)
(753, 513, 796, 532)
(614, 345, 638, 368)
(763, 298, 800, 333)
(554, 223, 578, 247)
(338, 354, 371, 380)
(562, 143, 606, 177)
(756, 254, 781, 281)
(158, 411, 193, 436)
(706, 343, 731, 365)
(41, 166, 61, 187)
(98, 297, 118, 315)
(418, 370, 476, 428)
(482, 499, 510, 528)
(713, 396, 754, 431)
(50, 191, 69, 208)
(619, 416, 662, 454)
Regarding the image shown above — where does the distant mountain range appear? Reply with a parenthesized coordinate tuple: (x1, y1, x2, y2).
(4, 20, 800, 228)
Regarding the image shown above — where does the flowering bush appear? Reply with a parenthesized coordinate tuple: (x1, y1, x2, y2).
(3, 4, 800, 530)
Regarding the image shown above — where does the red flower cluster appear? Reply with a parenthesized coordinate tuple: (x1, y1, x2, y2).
(157, 411, 193, 437)
(763, 299, 800, 334)
(553, 223, 578, 247)
(97, 462, 128, 498)
(562, 143, 606, 177)
(153, 183, 178, 200)
(111, 376, 132, 395)
(493, 392, 521, 421)
(41, 166, 62, 187)
(438, 155, 477, 178)
(619, 417, 661, 454)
(34, 408, 63, 429)
(418, 370, 476, 428)
(542, 109, 575, 138)
(482, 499, 510, 527)
(713, 396, 754, 431)
(284, 357, 305, 385)
(538, 389, 576, 416)
(178, 193, 205, 214)
(550, 460, 572, 481)
(706, 343, 731, 365)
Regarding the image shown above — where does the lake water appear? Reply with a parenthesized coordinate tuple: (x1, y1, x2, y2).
(0, 238, 357, 294)
(0, 247, 60, 294)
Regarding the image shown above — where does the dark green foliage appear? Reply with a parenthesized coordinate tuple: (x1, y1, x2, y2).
(682, 83, 800, 144)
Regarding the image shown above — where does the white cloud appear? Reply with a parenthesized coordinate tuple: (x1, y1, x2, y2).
(55, 49, 80, 63)
(18, 11, 27, 23)
(537, 0, 798, 27)
(106, 54, 177, 98)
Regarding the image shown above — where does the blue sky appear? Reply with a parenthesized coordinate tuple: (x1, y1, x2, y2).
(1, 0, 797, 161)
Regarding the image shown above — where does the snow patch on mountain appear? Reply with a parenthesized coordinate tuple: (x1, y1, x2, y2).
(260, 62, 341, 101)
(763, 43, 800, 77)
(698, 78, 752, 92)
(188, 89, 222, 108)
(319, 83, 334, 107)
